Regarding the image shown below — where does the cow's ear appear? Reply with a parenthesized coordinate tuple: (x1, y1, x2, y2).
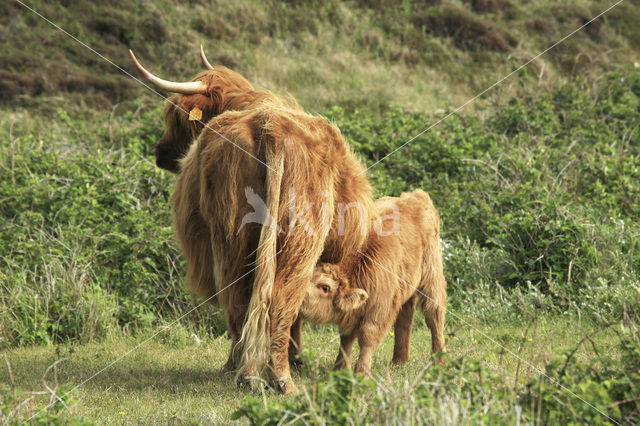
(336, 288, 368, 311)
(179, 90, 224, 124)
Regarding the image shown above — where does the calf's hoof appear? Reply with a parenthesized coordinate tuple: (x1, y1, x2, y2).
(391, 355, 410, 365)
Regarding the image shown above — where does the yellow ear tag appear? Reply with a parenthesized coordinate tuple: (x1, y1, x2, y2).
(188, 106, 203, 121)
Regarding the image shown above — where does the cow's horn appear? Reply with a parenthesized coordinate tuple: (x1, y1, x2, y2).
(129, 49, 207, 94)
(200, 44, 214, 70)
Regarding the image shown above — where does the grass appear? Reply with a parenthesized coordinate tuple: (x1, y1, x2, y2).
(2, 0, 640, 423)
(0, 314, 621, 423)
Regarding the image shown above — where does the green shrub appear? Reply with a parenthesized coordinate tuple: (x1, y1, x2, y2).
(327, 66, 640, 310)
(233, 318, 640, 425)
(233, 369, 375, 425)
(0, 383, 91, 425)
(1, 67, 639, 346)
(0, 106, 219, 346)
(233, 354, 516, 424)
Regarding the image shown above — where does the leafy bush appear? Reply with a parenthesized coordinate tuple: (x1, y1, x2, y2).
(1, 67, 639, 346)
(327, 66, 640, 310)
(0, 381, 90, 425)
(0, 106, 221, 347)
(233, 368, 375, 425)
(232, 356, 515, 424)
(233, 352, 521, 424)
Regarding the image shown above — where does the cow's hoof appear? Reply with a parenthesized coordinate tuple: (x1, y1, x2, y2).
(333, 361, 348, 371)
(274, 376, 296, 395)
(237, 374, 262, 390)
(218, 362, 236, 376)
(236, 374, 248, 388)
(391, 356, 410, 365)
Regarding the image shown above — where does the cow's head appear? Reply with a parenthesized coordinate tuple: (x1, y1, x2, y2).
(130, 46, 256, 172)
(300, 263, 368, 325)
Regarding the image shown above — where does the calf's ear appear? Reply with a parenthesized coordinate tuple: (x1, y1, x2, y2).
(336, 269, 350, 288)
(336, 288, 368, 311)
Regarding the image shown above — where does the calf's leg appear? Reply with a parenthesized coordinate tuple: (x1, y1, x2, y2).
(419, 229, 447, 361)
(334, 332, 357, 370)
(424, 305, 446, 355)
(392, 296, 417, 364)
(421, 288, 446, 363)
(354, 322, 388, 377)
(419, 271, 447, 359)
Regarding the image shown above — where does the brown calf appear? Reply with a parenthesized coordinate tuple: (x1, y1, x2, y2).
(300, 189, 447, 376)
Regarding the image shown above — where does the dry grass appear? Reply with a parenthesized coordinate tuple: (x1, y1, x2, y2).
(2, 0, 639, 114)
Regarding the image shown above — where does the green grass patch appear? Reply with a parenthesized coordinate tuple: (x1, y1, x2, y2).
(2, 314, 636, 424)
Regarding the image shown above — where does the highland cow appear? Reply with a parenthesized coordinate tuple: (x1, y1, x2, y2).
(131, 49, 376, 393)
(170, 103, 375, 393)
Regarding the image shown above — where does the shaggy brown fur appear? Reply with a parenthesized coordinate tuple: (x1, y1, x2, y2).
(173, 103, 375, 393)
(147, 63, 304, 376)
(154, 66, 299, 172)
(300, 190, 447, 376)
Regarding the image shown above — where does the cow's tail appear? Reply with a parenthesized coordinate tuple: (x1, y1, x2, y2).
(237, 138, 284, 380)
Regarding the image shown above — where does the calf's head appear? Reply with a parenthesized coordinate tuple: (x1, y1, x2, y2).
(130, 46, 256, 172)
(300, 263, 368, 324)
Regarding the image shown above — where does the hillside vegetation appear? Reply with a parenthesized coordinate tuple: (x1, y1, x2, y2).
(2, 0, 640, 113)
(1, 0, 640, 424)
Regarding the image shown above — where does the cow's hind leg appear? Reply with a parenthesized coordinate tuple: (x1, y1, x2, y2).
(288, 316, 303, 367)
(267, 273, 314, 394)
(220, 280, 252, 375)
(220, 309, 242, 374)
(267, 305, 297, 393)
(392, 296, 417, 364)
